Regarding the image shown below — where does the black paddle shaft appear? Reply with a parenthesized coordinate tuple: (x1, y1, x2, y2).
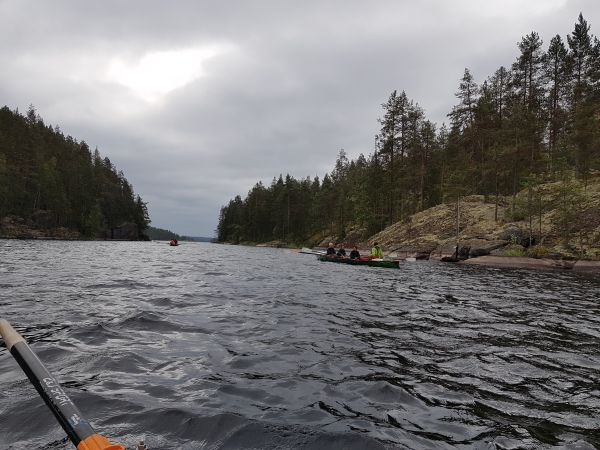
(10, 341, 96, 447)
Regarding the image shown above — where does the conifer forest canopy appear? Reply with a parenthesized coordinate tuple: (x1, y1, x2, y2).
(217, 14, 600, 244)
(0, 106, 150, 238)
(1, 3, 600, 236)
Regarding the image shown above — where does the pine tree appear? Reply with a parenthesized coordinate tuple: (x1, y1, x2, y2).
(449, 68, 479, 131)
(447, 68, 480, 193)
(545, 35, 569, 173)
(568, 14, 597, 178)
(568, 13, 592, 95)
(513, 32, 545, 171)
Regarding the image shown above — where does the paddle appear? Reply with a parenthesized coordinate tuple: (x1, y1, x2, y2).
(0, 319, 124, 450)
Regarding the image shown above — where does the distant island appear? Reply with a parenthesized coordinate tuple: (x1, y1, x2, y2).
(0, 106, 150, 240)
(217, 14, 600, 261)
(185, 236, 215, 242)
(146, 226, 181, 241)
(146, 226, 214, 242)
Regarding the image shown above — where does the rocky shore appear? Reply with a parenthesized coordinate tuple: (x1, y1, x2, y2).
(313, 179, 600, 272)
(460, 256, 600, 272)
(0, 215, 147, 241)
(0, 216, 81, 239)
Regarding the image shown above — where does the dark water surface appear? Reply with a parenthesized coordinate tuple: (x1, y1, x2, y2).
(0, 241, 599, 449)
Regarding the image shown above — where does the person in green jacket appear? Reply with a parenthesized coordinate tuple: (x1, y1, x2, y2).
(370, 242, 384, 259)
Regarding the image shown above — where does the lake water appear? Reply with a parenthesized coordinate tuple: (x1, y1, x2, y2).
(0, 241, 599, 449)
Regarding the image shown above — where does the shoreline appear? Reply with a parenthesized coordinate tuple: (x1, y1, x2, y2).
(460, 255, 600, 273)
(223, 242, 600, 273)
(0, 236, 149, 242)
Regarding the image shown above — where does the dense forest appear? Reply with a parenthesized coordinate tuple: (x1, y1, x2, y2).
(217, 14, 600, 245)
(0, 106, 150, 238)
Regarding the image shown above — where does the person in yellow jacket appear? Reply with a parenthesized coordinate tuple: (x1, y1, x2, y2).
(369, 242, 384, 259)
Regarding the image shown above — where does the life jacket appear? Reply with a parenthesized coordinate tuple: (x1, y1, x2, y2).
(370, 246, 384, 258)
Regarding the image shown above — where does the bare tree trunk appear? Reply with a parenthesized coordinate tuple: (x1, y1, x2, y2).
(419, 153, 425, 211)
(538, 191, 542, 243)
(440, 162, 445, 204)
(528, 184, 533, 246)
(456, 194, 460, 252)
(494, 146, 499, 222)
(512, 134, 518, 220)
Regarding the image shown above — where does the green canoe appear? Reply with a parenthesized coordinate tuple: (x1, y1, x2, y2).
(318, 255, 399, 269)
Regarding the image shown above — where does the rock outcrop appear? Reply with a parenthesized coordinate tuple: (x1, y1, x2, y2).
(461, 256, 586, 271)
(0, 215, 80, 239)
(0, 215, 145, 240)
(361, 176, 600, 262)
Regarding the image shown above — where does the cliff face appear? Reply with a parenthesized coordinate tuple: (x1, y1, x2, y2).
(322, 176, 600, 260)
(0, 214, 145, 240)
(366, 196, 515, 259)
(0, 215, 81, 239)
(374, 179, 600, 259)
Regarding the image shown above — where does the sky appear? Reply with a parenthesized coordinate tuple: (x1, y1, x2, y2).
(1, 0, 598, 236)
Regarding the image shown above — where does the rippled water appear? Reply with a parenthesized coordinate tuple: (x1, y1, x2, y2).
(0, 241, 599, 449)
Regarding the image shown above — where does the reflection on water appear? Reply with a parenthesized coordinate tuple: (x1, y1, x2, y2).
(0, 240, 599, 449)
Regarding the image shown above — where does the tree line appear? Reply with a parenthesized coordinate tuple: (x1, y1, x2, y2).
(146, 226, 182, 241)
(0, 105, 150, 237)
(217, 14, 600, 244)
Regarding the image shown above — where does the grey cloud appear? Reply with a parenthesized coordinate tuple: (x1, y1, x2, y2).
(1, 0, 599, 235)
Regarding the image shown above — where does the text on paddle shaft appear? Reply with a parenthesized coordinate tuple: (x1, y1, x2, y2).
(42, 377, 73, 407)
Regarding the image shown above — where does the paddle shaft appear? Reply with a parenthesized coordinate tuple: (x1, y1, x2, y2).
(10, 340, 96, 445)
(0, 320, 124, 450)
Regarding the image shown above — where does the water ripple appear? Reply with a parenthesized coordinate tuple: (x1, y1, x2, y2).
(0, 241, 599, 449)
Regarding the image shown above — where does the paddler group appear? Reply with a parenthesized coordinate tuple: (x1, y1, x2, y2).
(325, 242, 384, 260)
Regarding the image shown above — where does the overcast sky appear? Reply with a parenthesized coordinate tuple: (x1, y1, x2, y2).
(1, 0, 598, 236)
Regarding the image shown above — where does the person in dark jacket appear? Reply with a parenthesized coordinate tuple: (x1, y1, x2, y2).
(326, 242, 336, 255)
(349, 246, 360, 259)
(336, 243, 347, 257)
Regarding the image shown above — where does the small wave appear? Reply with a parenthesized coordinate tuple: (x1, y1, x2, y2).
(114, 311, 210, 335)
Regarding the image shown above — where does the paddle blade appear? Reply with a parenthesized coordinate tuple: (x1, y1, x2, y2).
(76, 434, 124, 450)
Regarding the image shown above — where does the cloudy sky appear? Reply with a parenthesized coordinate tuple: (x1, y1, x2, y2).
(1, 0, 598, 236)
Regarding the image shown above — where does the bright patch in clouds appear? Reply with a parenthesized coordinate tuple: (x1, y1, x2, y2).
(108, 46, 230, 101)
(467, 0, 568, 17)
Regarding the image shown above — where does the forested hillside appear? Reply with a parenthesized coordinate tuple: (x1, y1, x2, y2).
(217, 14, 600, 246)
(0, 106, 149, 239)
(146, 226, 182, 241)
